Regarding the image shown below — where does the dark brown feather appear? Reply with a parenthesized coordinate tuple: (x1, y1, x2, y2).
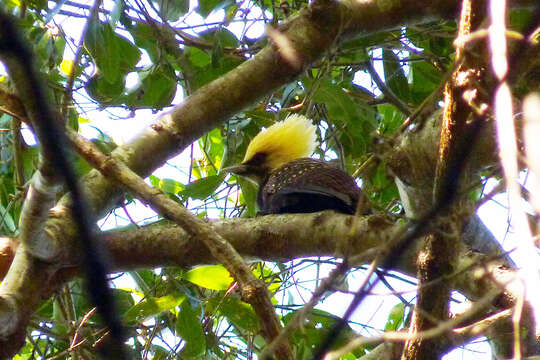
(257, 158, 367, 215)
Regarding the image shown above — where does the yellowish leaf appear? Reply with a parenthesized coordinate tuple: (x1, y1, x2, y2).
(60, 59, 75, 76)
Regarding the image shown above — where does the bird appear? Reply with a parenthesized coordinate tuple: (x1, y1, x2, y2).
(222, 114, 368, 215)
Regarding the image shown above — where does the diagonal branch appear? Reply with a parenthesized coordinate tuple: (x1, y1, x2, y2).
(0, 1, 536, 358)
(0, 10, 128, 359)
(402, 0, 487, 358)
(52, 0, 475, 231)
(66, 129, 294, 360)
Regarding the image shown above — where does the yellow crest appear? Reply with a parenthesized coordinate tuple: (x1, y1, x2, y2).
(243, 114, 318, 170)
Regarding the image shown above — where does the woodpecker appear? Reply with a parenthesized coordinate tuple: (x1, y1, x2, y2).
(223, 114, 368, 215)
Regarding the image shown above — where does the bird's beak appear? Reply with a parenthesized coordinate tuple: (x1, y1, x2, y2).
(221, 163, 264, 186)
(220, 164, 248, 175)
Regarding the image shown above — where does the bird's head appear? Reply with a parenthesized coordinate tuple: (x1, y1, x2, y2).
(222, 114, 317, 185)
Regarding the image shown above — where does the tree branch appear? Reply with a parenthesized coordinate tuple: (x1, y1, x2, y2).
(0, 0, 536, 357)
(0, 10, 127, 359)
(66, 129, 294, 360)
(402, 0, 486, 358)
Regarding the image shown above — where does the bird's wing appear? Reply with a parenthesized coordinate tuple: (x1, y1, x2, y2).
(276, 185, 355, 206)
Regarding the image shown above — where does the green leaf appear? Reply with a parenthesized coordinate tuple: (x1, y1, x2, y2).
(130, 22, 160, 62)
(365, 161, 399, 210)
(21, 146, 39, 184)
(148, 345, 169, 360)
(90, 127, 117, 154)
(200, 27, 239, 49)
(159, 178, 185, 195)
(130, 269, 160, 294)
(280, 82, 302, 108)
(191, 54, 244, 90)
(181, 174, 225, 200)
(27, 0, 47, 11)
(207, 296, 260, 332)
(197, 0, 234, 18)
(149, 175, 161, 188)
(71, 153, 93, 178)
(283, 309, 362, 358)
(184, 265, 234, 290)
(405, 25, 455, 60)
(410, 61, 442, 105)
(156, 0, 189, 21)
(307, 78, 376, 157)
(176, 300, 206, 358)
(199, 128, 225, 173)
(84, 18, 140, 84)
(382, 49, 410, 103)
(377, 103, 405, 135)
(237, 177, 258, 217)
(253, 264, 281, 294)
(189, 28, 242, 89)
(187, 47, 212, 68)
(36, 298, 54, 319)
(339, 41, 369, 64)
(34, 28, 65, 69)
(193, 54, 243, 90)
(69, 280, 94, 317)
(385, 303, 405, 331)
(124, 293, 186, 323)
(84, 73, 125, 104)
(509, 9, 534, 32)
(125, 64, 177, 109)
(113, 288, 136, 314)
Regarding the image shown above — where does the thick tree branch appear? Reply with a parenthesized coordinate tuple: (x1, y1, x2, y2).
(402, 0, 486, 358)
(0, 10, 127, 359)
(0, 1, 536, 358)
(51, 0, 509, 244)
(0, 248, 56, 358)
(66, 130, 293, 360)
(0, 210, 531, 357)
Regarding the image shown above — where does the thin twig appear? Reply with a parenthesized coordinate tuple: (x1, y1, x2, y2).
(61, 0, 102, 119)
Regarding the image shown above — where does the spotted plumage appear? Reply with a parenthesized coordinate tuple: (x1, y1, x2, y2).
(222, 114, 368, 215)
(258, 158, 367, 215)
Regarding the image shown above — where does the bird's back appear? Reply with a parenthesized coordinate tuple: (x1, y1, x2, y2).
(258, 158, 366, 215)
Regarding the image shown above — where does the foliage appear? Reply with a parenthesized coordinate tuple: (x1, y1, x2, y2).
(0, 0, 538, 359)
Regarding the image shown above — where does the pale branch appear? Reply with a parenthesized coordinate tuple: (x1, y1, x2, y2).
(1, 86, 60, 258)
(358, 342, 403, 360)
(66, 129, 294, 360)
(51, 0, 530, 241)
(18, 172, 60, 258)
(0, 210, 529, 357)
(449, 309, 513, 351)
(0, 21, 63, 260)
(0, 211, 519, 312)
(0, 248, 56, 358)
(1, 79, 62, 259)
(75, 214, 528, 309)
(0, 0, 536, 357)
(0, 10, 128, 359)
